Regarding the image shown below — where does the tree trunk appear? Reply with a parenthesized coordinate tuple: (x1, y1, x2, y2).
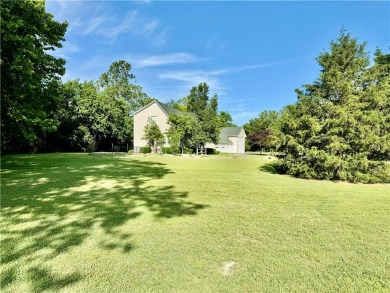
(153, 139, 157, 154)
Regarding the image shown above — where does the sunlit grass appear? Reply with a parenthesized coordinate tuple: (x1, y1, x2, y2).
(1, 153, 389, 292)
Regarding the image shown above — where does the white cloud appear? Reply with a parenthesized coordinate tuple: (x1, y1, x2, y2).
(151, 28, 169, 47)
(221, 62, 280, 74)
(98, 11, 138, 39)
(138, 19, 158, 36)
(135, 53, 201, 68)
(46, 1, 168, 46)
(83, 15, 112, 35)
(157, 62, 278, 95)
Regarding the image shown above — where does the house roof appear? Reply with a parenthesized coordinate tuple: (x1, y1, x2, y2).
(218, 127, 246, 144)
(132, 99, 183, 117)
(156, 100, 183, 116)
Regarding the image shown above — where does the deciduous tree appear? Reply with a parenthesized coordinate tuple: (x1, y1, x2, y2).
(167, 114, 198, 154)
(1, 0, 68, 152)
(186, 83, 220, 146)
(243, 110, 280, 151)
(99, 60, 153, 113)
(143, 120, 164, 154)
(218, 111, 236, 127)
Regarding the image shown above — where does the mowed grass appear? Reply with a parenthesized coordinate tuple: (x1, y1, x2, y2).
(1, 153, 389, 292)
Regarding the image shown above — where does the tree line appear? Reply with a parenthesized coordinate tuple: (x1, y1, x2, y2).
(1, 1, 389, 182)
(1, 1, 232, 154)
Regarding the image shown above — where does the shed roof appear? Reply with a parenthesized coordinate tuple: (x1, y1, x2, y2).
(218, 127, 245, 144)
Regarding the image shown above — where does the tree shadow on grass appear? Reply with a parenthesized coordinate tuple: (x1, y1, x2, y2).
(28, 266, 82, 293)
(259, 162, 279, 174)
(1, 153, 207, 291)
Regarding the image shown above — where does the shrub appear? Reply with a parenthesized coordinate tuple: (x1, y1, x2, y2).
(140, 146, 151, 154)
(206, 148, 219, 155)
(184, 148, 193, 154)
(127, 150, 134, 155)
(162, 147, 173, 154)
(274, 151, 390, 183)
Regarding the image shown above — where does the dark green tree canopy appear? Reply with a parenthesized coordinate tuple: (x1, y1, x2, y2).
(275, 31, 390, 183)
(98, 60, 153, 112)
(1, 0, 68, 152)
(186, 83, 220, 145)
(218, 111, 236, 127)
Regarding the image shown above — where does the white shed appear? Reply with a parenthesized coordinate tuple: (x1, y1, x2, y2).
(205, 127, 246, 154)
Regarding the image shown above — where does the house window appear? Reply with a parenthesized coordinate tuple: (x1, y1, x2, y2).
(150, 116, 157, 122)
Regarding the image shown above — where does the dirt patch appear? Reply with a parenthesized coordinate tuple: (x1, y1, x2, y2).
(222, 261, 235, 276)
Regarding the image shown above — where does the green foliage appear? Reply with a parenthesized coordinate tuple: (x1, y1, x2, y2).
(243, 110, 281, 151)
(161, 147, 173, 154)
(140, 146, 152, 154)
(1, 0, 68, 152)
(161, 146, 181, 155)
(98, 60, 153, 113)
(143, 120, 164, 153)
(166, 97, 188, 112)
(48, 60, 150, 152)
(167, 113, 198, 154)
(184, 148, 193, 154)
(62, 80, 131, 151)
(218, 111, 236, 127)
(276, 30, 390, 183)
(186, 83, 220, 145)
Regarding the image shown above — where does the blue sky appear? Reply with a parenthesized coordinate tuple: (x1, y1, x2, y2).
(46, 1, 389, 126)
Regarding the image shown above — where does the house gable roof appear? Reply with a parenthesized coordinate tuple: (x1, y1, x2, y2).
(132, 100, 183, 117)
(156, 100, 183, 116)
(218, 127, 246, 144)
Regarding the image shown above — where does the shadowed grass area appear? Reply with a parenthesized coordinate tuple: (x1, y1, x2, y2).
(1, 153, 389, 292)
(1, 153, 205, 292)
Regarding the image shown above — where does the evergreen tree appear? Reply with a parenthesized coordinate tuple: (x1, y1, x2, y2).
(276, 31, 390, 183)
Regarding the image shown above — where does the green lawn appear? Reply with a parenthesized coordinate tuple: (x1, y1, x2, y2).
(1, 153, 389, 292)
